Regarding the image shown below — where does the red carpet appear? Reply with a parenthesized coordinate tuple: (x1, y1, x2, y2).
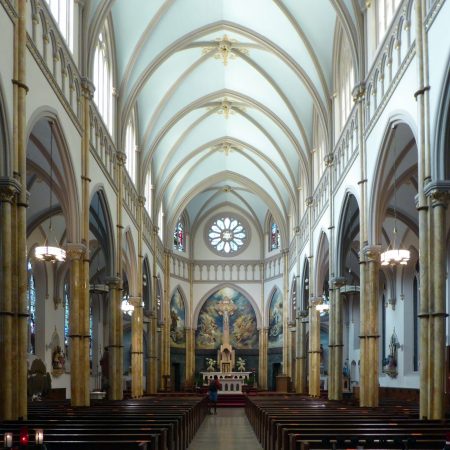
(217, 394, 246, 407)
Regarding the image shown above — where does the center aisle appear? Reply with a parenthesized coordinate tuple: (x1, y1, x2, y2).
(187, 407, 263, 450)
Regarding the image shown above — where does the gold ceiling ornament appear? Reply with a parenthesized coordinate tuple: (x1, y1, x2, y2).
(208, 97, 246, 119)
(202, 34, 248, 66)
(223, 185, 233, 193)
(211, 140, 241, 156)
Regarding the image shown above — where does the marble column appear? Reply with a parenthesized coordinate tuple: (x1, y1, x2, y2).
(282, 250, 291, 379)
(330, 277, 346, 400)
(130, 296, 143, 398)
(80, 78, 94, 407)
(327, 284, 336, 400)
(426, 186, 449, 419)
(146, 308, 158, 394)
(185, 327, 195, 387)
(66, 244, 86, 406)
(0, 179, 20, 420)
(363, 245, 381, 407)
(13, 0, 29, 419)
(259, 327, 269, 390)
(295, 310, 308, 394)
(106, 276, 123, 400)
(308, 298, 321, 397)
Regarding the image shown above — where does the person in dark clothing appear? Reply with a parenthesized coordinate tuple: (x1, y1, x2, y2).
(208, 375, 222, 414)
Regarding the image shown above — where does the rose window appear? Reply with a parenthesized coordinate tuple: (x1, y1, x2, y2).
(207, 216, 247, 254)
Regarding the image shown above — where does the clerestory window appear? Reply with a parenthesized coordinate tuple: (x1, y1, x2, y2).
(45, 0, 74, 51)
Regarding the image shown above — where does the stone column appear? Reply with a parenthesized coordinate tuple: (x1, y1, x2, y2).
(146, 308, 158, 394)
(363, 245, 381, 407)
(185, 327, 195, 387)
(414, 0, 432, 420)
(80, 78, 94, 407)
(259, 327, 269, 390)
(66, 244, 86, 406)
(282, 250, 291, 379)
(327, 283, 336, 400)
(159, 252, 171, 389)
(425, 185, 449, 419)
(106, 276, 123, 400)
(308, 298, 321, 397)
(295, 310, 308, 393)
(0, 180, 20, 420)
(330, 277, 347, 400)
(12, 0, 29, 420)
(130, 296, 143, 398)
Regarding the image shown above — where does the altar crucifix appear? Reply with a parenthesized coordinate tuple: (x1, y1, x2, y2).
(216, 296, 237, 373)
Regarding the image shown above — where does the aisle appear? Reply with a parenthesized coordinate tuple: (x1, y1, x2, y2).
(187, 407, 263, 450)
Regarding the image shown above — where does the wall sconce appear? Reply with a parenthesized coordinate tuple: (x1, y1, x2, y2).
(4, 432, 13, 448)
(35, 428, 44, 445)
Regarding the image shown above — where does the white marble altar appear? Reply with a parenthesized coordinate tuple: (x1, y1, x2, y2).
(201, 371, 252, 394)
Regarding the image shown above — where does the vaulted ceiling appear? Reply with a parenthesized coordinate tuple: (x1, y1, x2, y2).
(85, 0, 363, 242)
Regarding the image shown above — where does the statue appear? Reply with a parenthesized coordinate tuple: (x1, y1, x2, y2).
(236, 357, 246, 372)
(47, 327, 65, 377)
(206, 358, 216, 372)
(383, 329, 400, 378)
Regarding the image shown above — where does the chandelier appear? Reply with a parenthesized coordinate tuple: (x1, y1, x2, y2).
(121, 296, 134, 316)
(380, 128, 410, 266)
(35, 121, 66, 263)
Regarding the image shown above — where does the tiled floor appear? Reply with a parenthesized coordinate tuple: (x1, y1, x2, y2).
(188, 408, 263, 450)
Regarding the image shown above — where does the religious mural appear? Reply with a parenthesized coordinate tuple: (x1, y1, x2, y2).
(196, 287, 258, 349)
(170, 289, 186, 348)
(268, 289, 283, 348)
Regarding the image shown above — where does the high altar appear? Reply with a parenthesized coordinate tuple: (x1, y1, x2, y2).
(201, 296, 252, 394)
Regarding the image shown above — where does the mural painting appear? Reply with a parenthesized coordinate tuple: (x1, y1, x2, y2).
(268, 289, 283, 348)
(196, 287, 258, 349)
(170, 289, 186, 348)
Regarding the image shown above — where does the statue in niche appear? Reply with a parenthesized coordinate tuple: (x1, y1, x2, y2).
(236, 357, 246, 372)
(47, 327, 65, 377)
(383, 328, 400, 378)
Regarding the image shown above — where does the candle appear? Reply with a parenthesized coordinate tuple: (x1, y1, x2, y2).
(4, 432, 13, 448)
(35, 429, 44, 445)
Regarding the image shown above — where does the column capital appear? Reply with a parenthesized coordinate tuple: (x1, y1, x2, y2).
(305, 196, 314, 207)
(424, 181, 450, 207)
(0, 177, 21, 202)
(65, 243, 86, 260)
(330, 277, 347, 288)
(352, 82, 366, 103)
(129, 296, 142, 307)
(116, 151, 127, 166)
(362, 244, 381, 262)
(105, 276, 122, 288)
(138, 195, 146, 207)
(297, 309, 309, 320)
(324, 152, 334, 167)
(81, 77, 95, 98)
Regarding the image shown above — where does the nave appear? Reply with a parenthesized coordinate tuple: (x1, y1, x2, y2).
(2, 393, 450, 449)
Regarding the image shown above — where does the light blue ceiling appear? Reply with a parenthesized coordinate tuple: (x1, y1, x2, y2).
(87, 0, 361, 246)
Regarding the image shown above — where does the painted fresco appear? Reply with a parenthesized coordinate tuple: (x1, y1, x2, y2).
(196, 287, 258, 349)
(170, 289, 186, 348)
(268, 289, 283, 348)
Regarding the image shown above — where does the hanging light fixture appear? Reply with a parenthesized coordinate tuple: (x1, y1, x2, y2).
(315, 294, 330, 313)
(121, 280, 134, 316)
(380, 127, 410, 267)
(35, 121, 66, 263)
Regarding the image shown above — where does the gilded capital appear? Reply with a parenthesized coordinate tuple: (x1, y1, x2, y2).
(0, 177, 21, 202)
(362, 244, 381, 262)
(65, 243, 86, 260)
(105, 276, 122, 289)
(81, 77, 95, 99)
(330, 276, 347, 288)
(352, 82, 366, 103)
(116, 151, 127, 166)
(324, 152, 334, 167)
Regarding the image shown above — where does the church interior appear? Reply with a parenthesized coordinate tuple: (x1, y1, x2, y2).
(1, 0, 450, 448)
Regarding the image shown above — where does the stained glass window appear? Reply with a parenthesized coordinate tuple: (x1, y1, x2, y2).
(207, 215, 247, 255)
(173, 220, 185, 251)
(270, 221, 280, 250)
(27, 261, 36, 355)
(64, 281, 70, 350)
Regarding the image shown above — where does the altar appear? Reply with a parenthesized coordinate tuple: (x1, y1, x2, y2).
(201, 371, 252, 394)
